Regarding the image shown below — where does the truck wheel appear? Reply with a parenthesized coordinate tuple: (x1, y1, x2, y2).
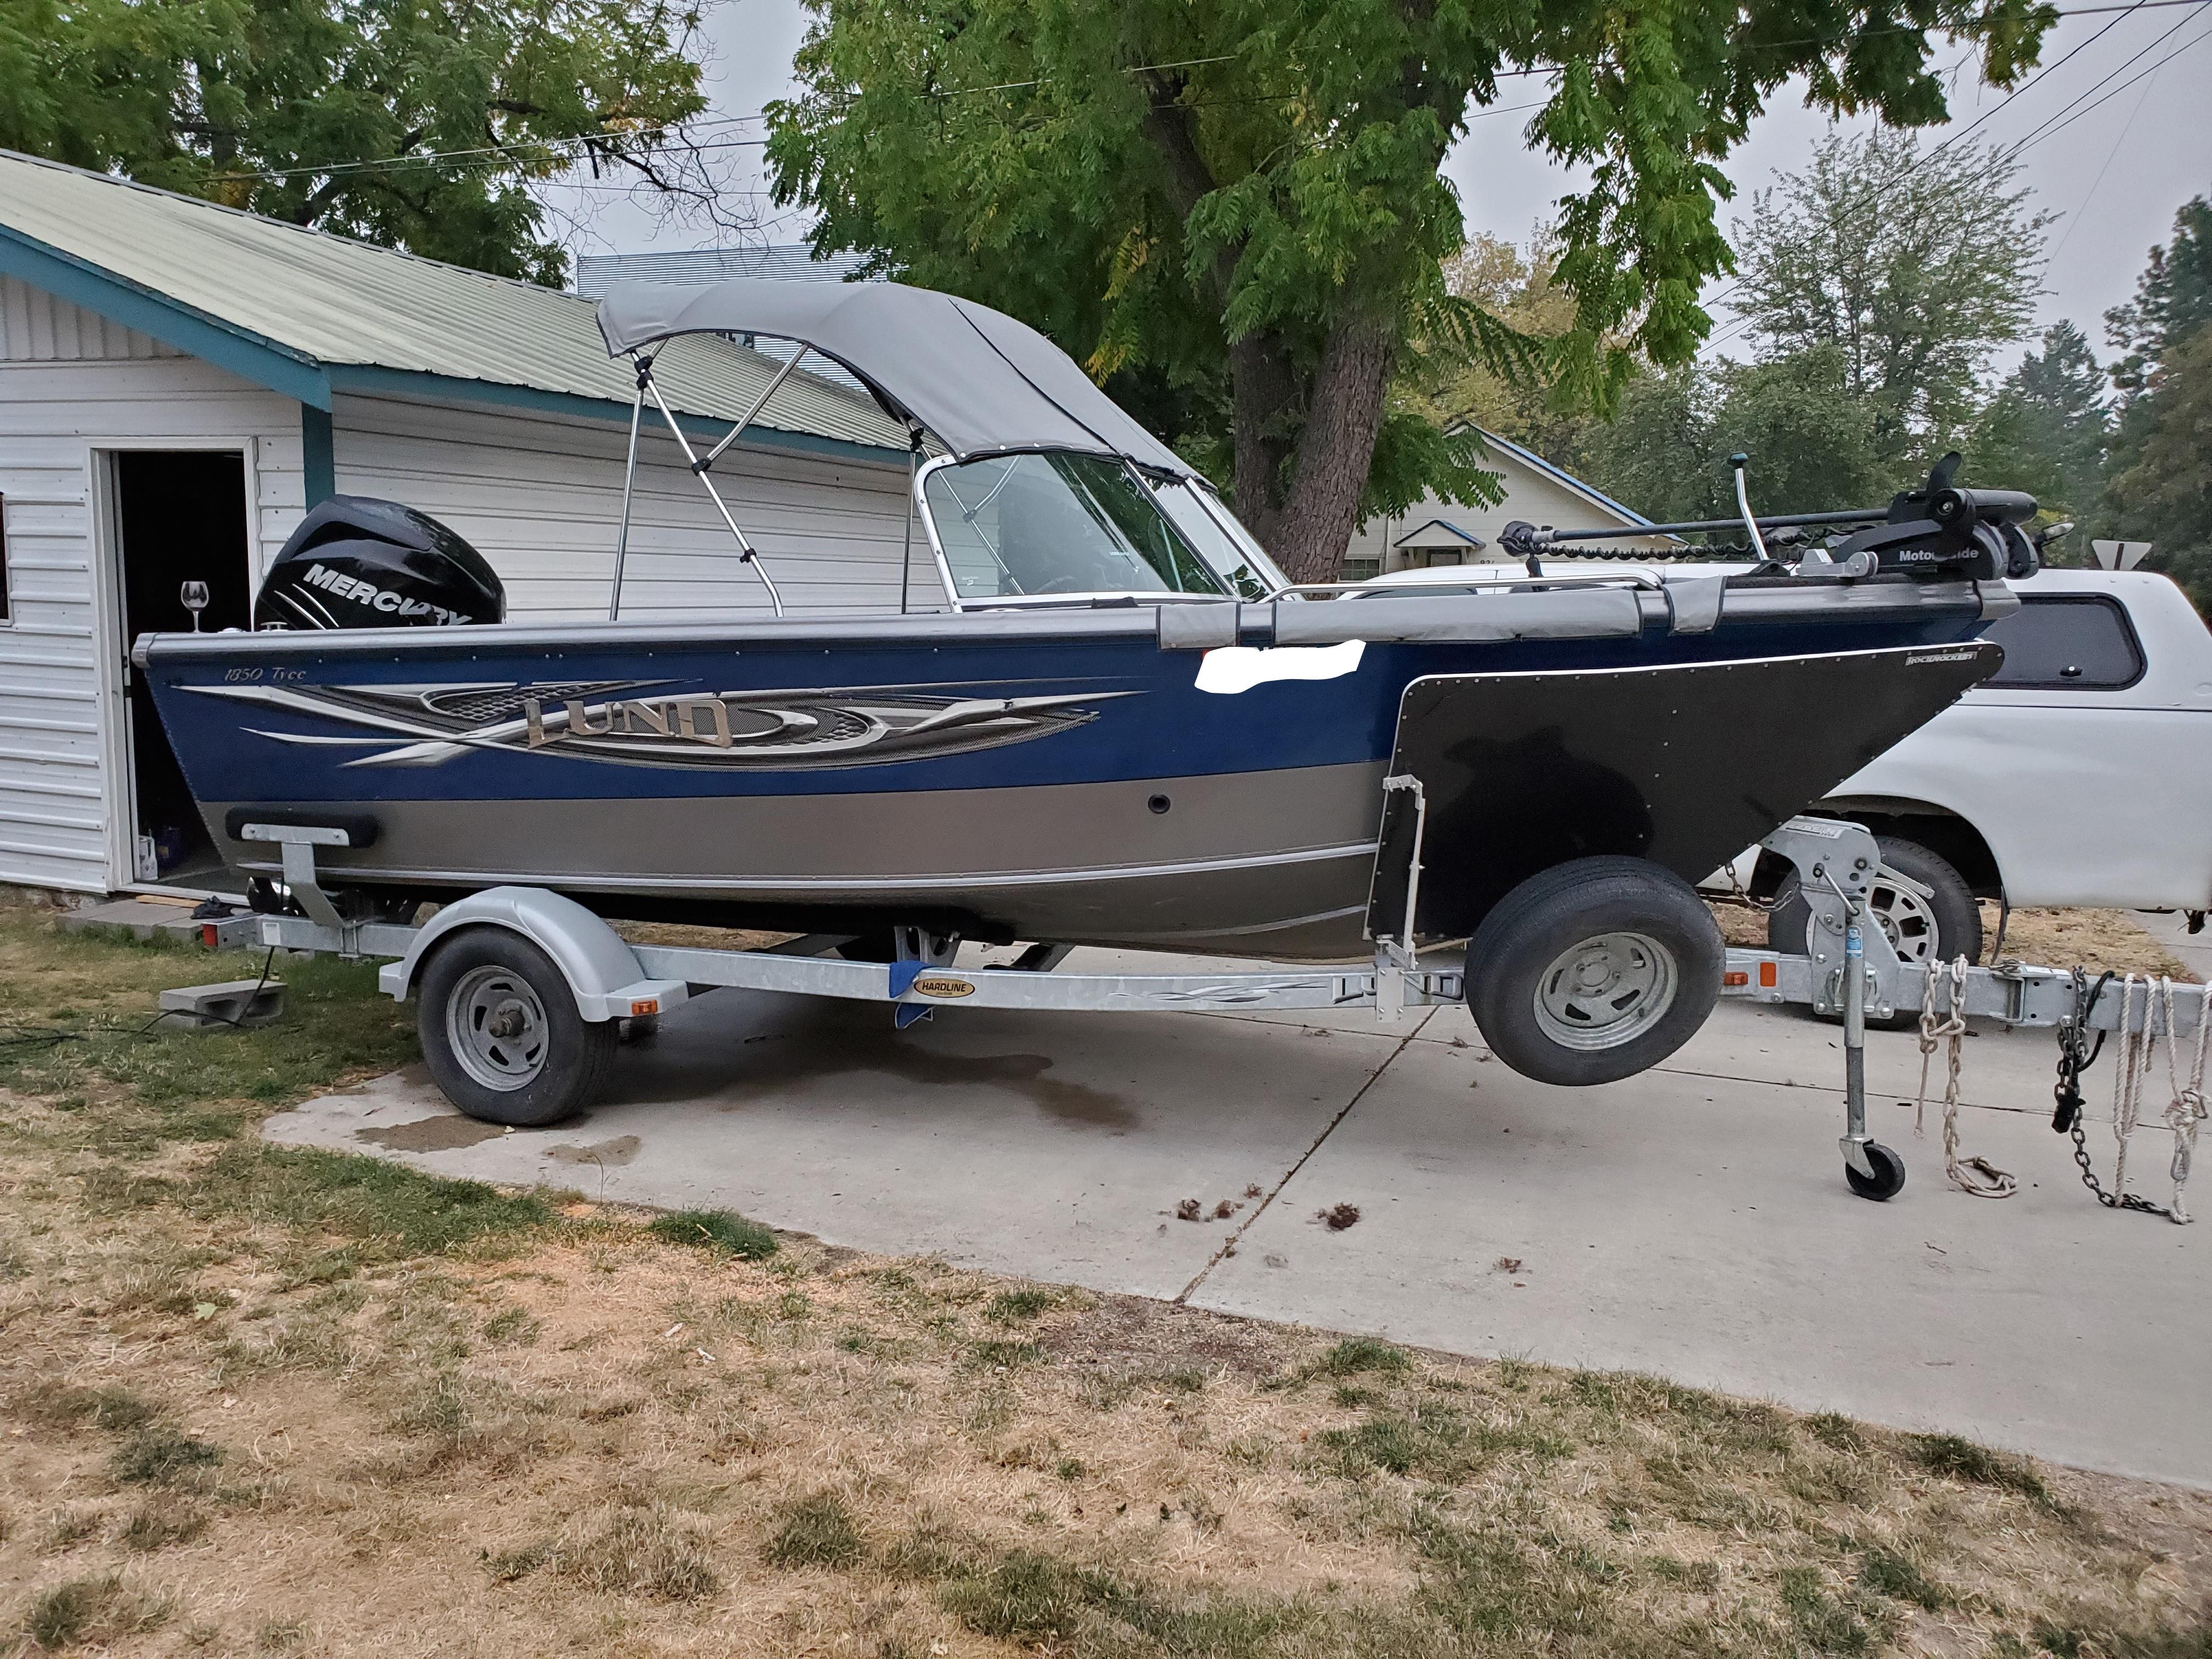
(1767, 835, 1982, 1029)
(1465, 857, 1724, 1086)
(417, 928, 617, 1127)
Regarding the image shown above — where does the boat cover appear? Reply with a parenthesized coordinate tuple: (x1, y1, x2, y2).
(595, 276, 1195, 477)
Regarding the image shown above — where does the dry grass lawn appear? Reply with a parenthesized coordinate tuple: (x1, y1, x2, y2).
(1, 901, 2208, 1657)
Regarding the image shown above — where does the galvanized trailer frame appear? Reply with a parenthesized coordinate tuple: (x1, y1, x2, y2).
(208, 811, 2205, 1202)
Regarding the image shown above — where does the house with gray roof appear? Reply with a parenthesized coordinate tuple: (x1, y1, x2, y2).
(0, 151, 912, 895)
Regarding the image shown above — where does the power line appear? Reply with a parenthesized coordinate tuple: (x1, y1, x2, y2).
(1701, 0, 2201, 350)
(2047, 62, 2159, 257)
(2008, 7, 2208, 146)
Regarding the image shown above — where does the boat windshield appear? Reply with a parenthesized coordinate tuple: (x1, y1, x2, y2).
(1147, 479, 1288, 600)
(923, 453, 1229, 601)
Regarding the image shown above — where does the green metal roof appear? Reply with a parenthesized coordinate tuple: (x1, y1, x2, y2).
(0, 149, 907, 458)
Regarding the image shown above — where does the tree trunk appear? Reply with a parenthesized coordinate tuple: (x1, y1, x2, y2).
(1265, 310, 1397, 584)
(1228, 333, 1301, 551)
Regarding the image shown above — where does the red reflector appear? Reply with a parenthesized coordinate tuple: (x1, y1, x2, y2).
(630, 998, 659, 1017)
(1723, 970, 1749, 987)
(1758, 961, 1778, 988)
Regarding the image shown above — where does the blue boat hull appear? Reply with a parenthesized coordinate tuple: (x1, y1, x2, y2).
(137, 578, 2006, 957)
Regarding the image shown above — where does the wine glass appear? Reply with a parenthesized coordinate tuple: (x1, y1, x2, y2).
(179, 580, 210, 632)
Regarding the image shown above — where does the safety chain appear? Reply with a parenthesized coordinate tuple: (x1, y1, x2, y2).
(1916, 956, 2016, 1197)
(2054, 970, 2207, 1224)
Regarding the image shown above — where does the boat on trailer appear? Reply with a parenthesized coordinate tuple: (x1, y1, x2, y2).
(138, 276, 2045, 1103)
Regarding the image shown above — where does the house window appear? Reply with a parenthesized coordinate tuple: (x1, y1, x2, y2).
(1424, 550, 1463, 568)
(1338, 557, 1381, 583)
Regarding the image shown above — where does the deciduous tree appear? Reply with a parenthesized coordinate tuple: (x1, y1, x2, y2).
(0, 0, 716, 284)
(767, 0, 2052, 581)
(1728, 129, 2051, 470)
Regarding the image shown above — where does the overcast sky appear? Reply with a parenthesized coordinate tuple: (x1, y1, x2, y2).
(556, 0, 2212, 375)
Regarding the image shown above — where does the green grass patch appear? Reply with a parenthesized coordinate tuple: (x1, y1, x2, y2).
(1909, 1434, 2057, 1509)
(0, 915, 413, 1129)
(1777, 1565, 1875, 1655)
(1856, 1544, 1944, 1610)
(109, 1425, 222, 1486)
(646, 1208, 778, 1260)
(1321, 1403, 1572, 1481)
(983, 1285, 1059, 1322)
(763, 1492, 866, 1569)
(22, 1573, 171, 1651)
(167, 1143, 549, 1257)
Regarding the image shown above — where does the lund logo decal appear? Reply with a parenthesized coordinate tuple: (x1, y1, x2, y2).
(183, 680, 1133, 771)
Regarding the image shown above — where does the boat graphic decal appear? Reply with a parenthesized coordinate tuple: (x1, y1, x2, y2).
(182, 680, 1136, 771)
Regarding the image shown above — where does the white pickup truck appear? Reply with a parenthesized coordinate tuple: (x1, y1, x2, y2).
(1751, 567, 2212, 967)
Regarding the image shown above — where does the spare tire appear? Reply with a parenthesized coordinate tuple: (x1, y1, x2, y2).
(1465, 856, 1725, 1087)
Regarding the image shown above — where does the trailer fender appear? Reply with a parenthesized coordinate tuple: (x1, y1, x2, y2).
(376, 887, 690, 1023)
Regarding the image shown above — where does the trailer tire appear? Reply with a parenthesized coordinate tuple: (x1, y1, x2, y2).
(1465, 857, 1724, 1087)
(1767, 835, 1981, 1030)
(417, 928, 618, 1127)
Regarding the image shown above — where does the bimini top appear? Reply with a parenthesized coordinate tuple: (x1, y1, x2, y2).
(595, 275, 1195, 478)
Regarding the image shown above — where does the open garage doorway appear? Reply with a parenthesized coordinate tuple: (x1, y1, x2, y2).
(110, 450, 253, 888)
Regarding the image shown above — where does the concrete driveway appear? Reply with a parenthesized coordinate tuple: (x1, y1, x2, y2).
(267, 942, 2212, 1489)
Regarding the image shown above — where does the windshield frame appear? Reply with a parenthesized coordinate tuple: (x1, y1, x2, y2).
(913, 449, 1243, 610)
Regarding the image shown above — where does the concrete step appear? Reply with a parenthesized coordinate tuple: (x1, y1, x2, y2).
(157, 978, 285, 1029)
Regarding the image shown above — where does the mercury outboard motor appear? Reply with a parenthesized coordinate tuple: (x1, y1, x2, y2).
(255, 496, 503, 629)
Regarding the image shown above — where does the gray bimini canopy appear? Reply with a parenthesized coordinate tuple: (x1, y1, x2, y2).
(595, 275, 1195, 478)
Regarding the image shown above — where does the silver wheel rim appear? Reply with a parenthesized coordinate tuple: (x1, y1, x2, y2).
(1532, 930, 1679, 1052)
(446, 965, 549, 1092)
(1805, 877, 1943, 965)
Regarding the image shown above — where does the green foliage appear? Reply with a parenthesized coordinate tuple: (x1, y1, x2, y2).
(645, 1208, 779, 1260)
(1970, 321, 2111, 534)
(0, 0, 713, 283)
(768, 0, 2050, 579)
(2101, 195, 2212, 616)
(1582, 348, 1885, 526)
(1729, 130, 2050, 468)
(2106, 195, 2212, 396)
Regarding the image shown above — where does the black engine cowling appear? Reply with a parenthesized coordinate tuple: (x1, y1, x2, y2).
(255, 496, 504, 630)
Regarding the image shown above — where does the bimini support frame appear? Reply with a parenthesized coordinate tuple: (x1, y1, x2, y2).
(607, 349, 790, 620)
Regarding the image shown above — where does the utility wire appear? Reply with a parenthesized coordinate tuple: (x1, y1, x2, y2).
(2010, 8, 2210, 146)
(208, 0, 2197, 187)
(2047, 61, 2159, 257)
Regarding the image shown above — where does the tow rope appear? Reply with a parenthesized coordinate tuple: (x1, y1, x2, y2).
(1916, 956, 2017, 1198)
(2052, 970, 2208, 1224)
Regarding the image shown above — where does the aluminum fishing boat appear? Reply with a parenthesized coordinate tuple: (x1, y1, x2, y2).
(138, 278, 2035, 1010)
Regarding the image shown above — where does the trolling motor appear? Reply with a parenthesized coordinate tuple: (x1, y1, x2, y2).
(1500, 452, 2042, 581)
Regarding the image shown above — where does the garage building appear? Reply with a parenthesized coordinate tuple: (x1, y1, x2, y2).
(0, 150, 913, 896)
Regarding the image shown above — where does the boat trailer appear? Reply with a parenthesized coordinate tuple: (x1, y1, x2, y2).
(200, 813, 2206, 1207)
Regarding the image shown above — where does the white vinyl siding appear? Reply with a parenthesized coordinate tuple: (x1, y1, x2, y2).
(329, 393, 925, 623)
(0, 285, 300, 890)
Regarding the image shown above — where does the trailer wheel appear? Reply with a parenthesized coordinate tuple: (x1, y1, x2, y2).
(417, 929, 617, 1127)
(1767, 835, 1981, 1030)
(1465, 857, 1724, 1087)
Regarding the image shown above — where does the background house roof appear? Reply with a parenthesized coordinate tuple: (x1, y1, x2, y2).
(1471, 427, 1662, 531)
(0, 150, 905, 457)
(1394, 518, 1487, 551)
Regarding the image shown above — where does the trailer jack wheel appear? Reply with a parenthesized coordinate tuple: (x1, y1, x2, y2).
(1844, 1141, 1907, 1201)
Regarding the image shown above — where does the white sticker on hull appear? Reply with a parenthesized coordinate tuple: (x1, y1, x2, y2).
(1195, 640, 1365, 695)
